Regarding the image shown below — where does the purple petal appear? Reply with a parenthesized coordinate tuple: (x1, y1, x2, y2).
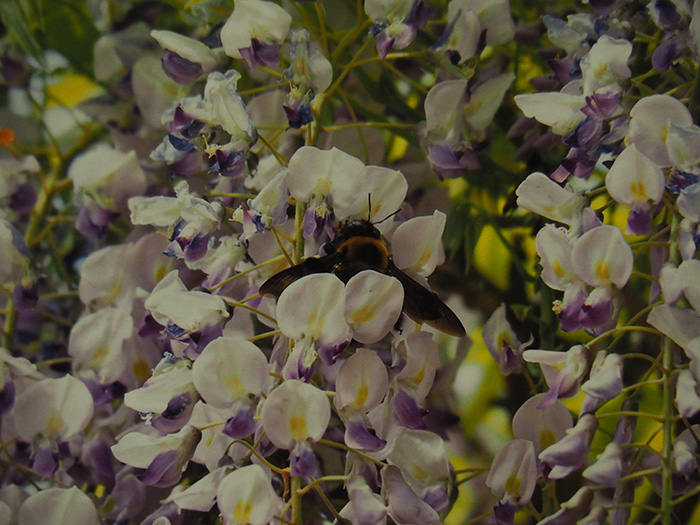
(9, 181, 37, 212)
(579, 296, 613, 331)
(627, 206, 652, 235)
(85, 438, 116, 486)
(223, 406, 256, 438)
(291, 445, 319, 478)
(33, 446, 58, 477)
(653, 35, 685, 72)
(138, 449, 181, 487)
(375, 30, 393, 59)
(582, 91, 621, 120)
(653, 0, 682, 27)
(0, 379, 15, 414)
(162, 50, 203, 84)
(392, 389, 427, 429)
(345, 419, 386, 451)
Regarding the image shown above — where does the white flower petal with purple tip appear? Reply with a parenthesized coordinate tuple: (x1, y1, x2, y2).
(14, 375, 94, 443)
(220, 0, 291, 60)
(381, 465, 442, 525)
(482, 303, 529, 375)
(582, 442, 624, 486)
(204, 70, 255, 139)
(261, 379, 330, 450)
(606, 145, 664, 234)
(335, 348, 389, 412)
(151, 30, 220, 71)
(580, 35, 632, 95)
(124, 364, 194, 415)
(627, 94, 693, 167)
(192, 336, 268, 408)
(439, 5, 480, 64)
(424, 79, 468, 145)
(571, 225, 633, 289)
(69, 145, 147, 210)
(539, 413, 598, 479)
(287, 146, 368, 219)
(217, 464, 283, 525)
(523, 345, 588, 407)
(581, 350, 623, 403)
(345, 270, 403, 344)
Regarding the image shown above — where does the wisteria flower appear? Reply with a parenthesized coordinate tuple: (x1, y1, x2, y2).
(220, 0, 292, 67)
(606, 144, 665, 234)
(217, 464, 284, 524)
(260, 379, 331, 477)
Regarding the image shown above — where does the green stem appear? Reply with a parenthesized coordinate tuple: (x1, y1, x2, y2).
(662, 214, 681, 525)
(292, 476, 303, 524)
(293, 201, 307, 265)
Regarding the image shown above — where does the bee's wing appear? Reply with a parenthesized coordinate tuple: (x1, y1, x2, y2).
(259, 254, 339, 298)
(387, 260, 466, 337)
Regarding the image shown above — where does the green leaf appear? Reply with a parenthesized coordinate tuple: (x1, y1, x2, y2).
(0, 0, 44, 63)
(35, 0, 100, 75)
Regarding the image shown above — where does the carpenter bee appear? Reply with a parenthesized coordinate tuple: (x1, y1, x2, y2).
(259, 218, 466, 337)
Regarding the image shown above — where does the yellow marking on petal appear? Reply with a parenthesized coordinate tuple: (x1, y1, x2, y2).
(87, 346, 107, 368)
(416, 250, 431, 269)
(133, 359, 151, 383)
(45, 413, 63, 439)
(594, 260, 610, 283)
(594, 63, 608, 79)
(289, 414, 308, 441)
(406, 367, 426, 389)
(552, 260, 567, 279)
(630, 181, 648, 202)
(234, 501, 252, 523)
(226, 375, 247, 399)
(94, 484, 106, 499)
(496, 331, 513, 349)
(504, 474, 521, 497)
(350, 305, 375, 325)
(352, 383, 369, 409)
(540, 429, 556, 451)
(412, 465, 428, 484)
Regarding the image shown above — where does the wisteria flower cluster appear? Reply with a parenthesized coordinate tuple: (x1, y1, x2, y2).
(3, 0, 700, 523)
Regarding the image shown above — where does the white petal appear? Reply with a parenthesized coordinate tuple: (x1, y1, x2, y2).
(572, 225, 633, 288)
(192, 336, 269, 407)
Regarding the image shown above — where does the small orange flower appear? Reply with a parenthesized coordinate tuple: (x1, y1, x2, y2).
(0, 128, 15, 147)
